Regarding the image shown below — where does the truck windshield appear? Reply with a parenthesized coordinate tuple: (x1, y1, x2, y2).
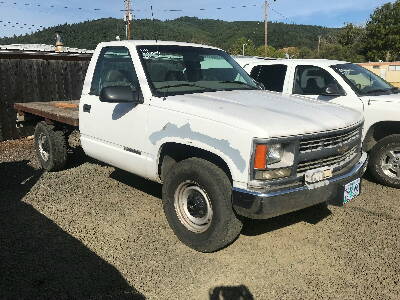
(137, 45, 260, 96)
(332, 63, 397, 96)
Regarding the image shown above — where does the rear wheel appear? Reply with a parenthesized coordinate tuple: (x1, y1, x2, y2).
(34, 121, 67, 172)
(368, 134, 400, 188)
(162, 158, 242, 252)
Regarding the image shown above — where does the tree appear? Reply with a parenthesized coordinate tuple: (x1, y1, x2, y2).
(318, 43, 365, 62)
(337, 23, 365, 47)
(228, 38, 256, 56)
(298, 47, 316, 59)
(254, 45, 285, 58)
(364, 1, 400, 61)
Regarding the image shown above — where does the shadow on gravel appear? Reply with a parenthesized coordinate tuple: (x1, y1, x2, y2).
(0, 161, 145, 299)
(66, 147, 110, 170)
(241, 203, 332, 236)
(110, 169, 162, 199)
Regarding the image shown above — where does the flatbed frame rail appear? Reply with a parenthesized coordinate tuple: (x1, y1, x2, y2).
(14, 101, 80, 127)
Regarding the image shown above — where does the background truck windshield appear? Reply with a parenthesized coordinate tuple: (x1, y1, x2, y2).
(137, 45, 259, 96)
(333, 63, 396, 95)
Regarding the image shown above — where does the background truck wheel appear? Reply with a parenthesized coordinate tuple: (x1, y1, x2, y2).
(162, 157, 243, 252)
(368, 134, 400, 188)
(34, 121, 67, 172)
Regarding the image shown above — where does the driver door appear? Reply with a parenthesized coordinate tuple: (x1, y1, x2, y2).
(292, 65, 363, 113)
(80, 46, 151, 177)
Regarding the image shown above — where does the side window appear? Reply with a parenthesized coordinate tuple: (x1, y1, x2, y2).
(250, 64, 287, 92)
(293, 65, 343, 95)
(90, 47, 139, 96)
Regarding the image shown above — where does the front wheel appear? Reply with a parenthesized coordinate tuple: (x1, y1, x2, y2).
(162, 158, 242, 252)
(368, 134, 400, 188)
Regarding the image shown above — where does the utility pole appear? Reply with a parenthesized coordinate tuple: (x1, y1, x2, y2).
(317, 35, 322, 56)
(124, 0, 133, 40)
(264, 0, 269, 56)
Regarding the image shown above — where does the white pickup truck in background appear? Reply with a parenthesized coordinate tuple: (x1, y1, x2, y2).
(235, 57, 400, 188)
(16, 41, 367, 252)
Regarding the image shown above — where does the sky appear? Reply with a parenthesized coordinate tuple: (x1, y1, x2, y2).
(0, 0, 395, 38)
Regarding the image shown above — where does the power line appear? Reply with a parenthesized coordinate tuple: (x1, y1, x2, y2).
(0, 19, 44, 31)
(0, 1, 102, 12)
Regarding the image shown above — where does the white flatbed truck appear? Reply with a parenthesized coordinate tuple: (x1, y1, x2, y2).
(15, 41, 367, 252)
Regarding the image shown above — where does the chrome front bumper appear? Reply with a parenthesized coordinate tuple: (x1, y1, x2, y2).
(232, 152, 368, 220)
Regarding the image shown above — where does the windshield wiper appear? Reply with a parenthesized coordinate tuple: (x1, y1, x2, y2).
(157, 83, 217, 92)
(365, 88, 392, 94)
(219, 81, 258, 89)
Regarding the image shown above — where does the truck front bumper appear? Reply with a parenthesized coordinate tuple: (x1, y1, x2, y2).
(232, 152, 368, 220)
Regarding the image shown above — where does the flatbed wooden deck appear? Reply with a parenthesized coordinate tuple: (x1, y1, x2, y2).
(14, 101, 79, 127)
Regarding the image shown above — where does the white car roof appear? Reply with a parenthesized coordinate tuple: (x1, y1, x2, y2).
(97, 40, 221, 50)
(234, 57, 349, 68)
(232, 55, 276, 65)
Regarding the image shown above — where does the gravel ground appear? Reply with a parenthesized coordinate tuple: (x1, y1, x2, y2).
(0, 138, 399, 300)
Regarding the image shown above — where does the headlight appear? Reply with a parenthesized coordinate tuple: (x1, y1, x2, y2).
(267, 144, 283, 164)
(253, 141, 296, 180)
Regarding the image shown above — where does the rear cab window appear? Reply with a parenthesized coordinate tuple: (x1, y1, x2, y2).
(250, 64, 288, 92)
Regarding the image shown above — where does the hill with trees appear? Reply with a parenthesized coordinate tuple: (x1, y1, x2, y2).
(1, 0, 400, 63)
(0, 17, 335, 53)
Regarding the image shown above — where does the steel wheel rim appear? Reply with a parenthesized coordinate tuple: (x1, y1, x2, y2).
(174, 181, 213, 233)
(380, 147, 400, 179)
(38, 133, 50, 161)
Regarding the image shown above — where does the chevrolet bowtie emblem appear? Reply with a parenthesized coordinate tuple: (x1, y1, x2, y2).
(337, 145, 350, 154)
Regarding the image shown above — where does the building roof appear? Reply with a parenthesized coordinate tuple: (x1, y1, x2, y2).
(0, 44, 93, 53)
(0, 44, 93, 60)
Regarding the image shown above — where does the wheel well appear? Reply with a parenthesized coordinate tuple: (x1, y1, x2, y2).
(158, 143, 233, 182)
(364, 121, 400, 152)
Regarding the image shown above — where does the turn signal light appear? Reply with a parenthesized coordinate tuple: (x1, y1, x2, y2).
(254, 145, 268, 170)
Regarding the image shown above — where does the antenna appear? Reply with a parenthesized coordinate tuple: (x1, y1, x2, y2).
(124, 0, 133, 40)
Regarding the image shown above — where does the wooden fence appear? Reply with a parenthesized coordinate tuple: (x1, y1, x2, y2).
(0, 51, 91, 141)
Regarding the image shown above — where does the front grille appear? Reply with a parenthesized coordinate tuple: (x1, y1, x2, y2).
(297, 146, 358, 173)
(297, 125, 362, 174)
(300, 127, 360, 153)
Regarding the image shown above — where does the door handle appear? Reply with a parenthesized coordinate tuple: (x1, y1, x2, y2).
(83, 104, 91, 113)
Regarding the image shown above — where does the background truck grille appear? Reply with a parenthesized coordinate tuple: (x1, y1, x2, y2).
(297, 125, 362, 175)
(299, 127, 360, 153)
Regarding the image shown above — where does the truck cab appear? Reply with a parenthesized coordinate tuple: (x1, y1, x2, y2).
(236, 57, 400, 188)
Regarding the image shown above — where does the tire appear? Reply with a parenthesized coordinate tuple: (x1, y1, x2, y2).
(162, 157, 242, 252)
(368, 134, 400, 188)
(160, 155, 177, 182)
(34, 121, 67, 172)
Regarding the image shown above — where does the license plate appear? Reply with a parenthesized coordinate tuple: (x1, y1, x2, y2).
(305, 167, 333, 184)
(344, 178, 361, 204)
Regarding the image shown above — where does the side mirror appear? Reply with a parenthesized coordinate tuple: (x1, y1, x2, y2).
(100, 86, 141, 103)
(322, 84, 345, 97)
